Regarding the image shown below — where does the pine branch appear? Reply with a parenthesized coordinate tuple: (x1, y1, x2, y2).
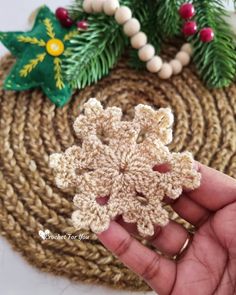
(155, 0, 185, 38)
(63, 11, 128, 88)
(190, 0, 236, 88)
(67, 0, 88, 21)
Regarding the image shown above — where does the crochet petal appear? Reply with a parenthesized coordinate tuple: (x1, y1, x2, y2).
(149, 204, 169, 227)
(134, 104, 173, 145)
(72, 194, 111, 233)
(49, 146, 81, 189)
(156, 152, 201, 199)
(122, 209, 138, 224)
(108, 121, 139, 147)
(71, 210, 93, 231)
(122, 197, 169, 237)
(73, 98, 122, 141)
(137, 219, 155, 237)
(135, 138, 170, 168)
(76, 168, 117, 197)
(173, 152, 201, 190)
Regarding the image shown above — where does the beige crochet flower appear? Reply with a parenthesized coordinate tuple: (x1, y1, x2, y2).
(49, 98, 201, 237)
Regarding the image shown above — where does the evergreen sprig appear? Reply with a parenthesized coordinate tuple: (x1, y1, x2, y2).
(68, 0, 87, 21)
(64, 2, 129, 88)
(155, 0, 185, 38)
(64, 0, 131, 88)
(65, 0, 236, 89)
(190, 0, 236, 88)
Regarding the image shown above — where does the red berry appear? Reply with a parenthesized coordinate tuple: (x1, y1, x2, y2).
(77, 20, 89, 30)
(182, 21, 198, 36)
(200, 27, 214, 42)
(55, 7, 68, 21)
(179, 3, 195, 19)
(61, 17, 74, 28)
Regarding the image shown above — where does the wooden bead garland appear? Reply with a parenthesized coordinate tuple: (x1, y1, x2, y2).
(158, 63, 173, 79)
(169, 59, 183, 75)
(103, 0, 119, 15)
(175, 51, 191, 66)
(92, 0, 105, 13)
(82, 0, 193, 79)
(146, 56, 163, 73)
(138, 44, 155, 62)
(130, 32, 147, 49)
(83, 0, 94, 13)
(123, 18, 141, 37)
(115, 6, 132, 24)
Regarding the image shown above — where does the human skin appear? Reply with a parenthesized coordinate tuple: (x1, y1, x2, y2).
(97, 163, 236, 295)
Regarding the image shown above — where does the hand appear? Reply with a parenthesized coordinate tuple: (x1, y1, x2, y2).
(97, 163, 236, 295)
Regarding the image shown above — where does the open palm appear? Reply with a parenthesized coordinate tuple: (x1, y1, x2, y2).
(98, 163, 236, 295)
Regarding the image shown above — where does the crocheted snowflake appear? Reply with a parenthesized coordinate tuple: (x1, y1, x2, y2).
(49, 98, 201, 237)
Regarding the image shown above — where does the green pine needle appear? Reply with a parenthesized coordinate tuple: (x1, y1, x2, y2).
(155, 0, 186, 38)
(190, 0, 236, 88)
(64, 13, 128, 89)
(67, 0, 87, 21)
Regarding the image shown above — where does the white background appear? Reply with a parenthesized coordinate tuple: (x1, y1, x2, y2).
(0, 1, 234, 295)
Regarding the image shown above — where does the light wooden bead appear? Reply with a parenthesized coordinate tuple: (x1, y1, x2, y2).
(130, 32, 147, 49)
(123, 18, 141, 37)
(103, 0, 120, 16)
(181, 43, 193, 56)
(158, 63, 173, 79)
(175, 51, 191, 66)
(138, 44, 155, 62)
(170, 59, 183, 75)
(83, 0, 93, 13)
(92, 0, 105, 13)
(115, 6, 132, 25)
(146, 56, 163, 73)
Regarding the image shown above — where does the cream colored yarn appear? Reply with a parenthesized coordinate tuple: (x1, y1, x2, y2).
(49, 98, 201, 237)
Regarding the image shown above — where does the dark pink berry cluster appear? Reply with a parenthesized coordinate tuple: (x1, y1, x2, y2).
(179, 3, 214, 43)
(55, 7, 89, 30)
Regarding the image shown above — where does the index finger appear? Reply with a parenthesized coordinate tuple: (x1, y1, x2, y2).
(186, 162, 236, 211)
(98, 221, 176, 295)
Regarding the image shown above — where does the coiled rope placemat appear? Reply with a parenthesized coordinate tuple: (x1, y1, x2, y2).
(0, 46, 236, 291)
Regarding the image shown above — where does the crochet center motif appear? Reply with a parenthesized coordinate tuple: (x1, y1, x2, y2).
(49, 98, 201, 237)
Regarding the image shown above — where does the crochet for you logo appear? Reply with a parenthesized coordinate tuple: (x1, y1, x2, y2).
(38, 229, 89, 241)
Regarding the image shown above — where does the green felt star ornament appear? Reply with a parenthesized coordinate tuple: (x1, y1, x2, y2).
(0, 6, 78, 107)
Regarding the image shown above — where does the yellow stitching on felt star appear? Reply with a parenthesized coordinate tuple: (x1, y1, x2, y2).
(63, 30, 79, 41)
(17, 36, 46, 47)
(43, 18, 55, 39)
(19, 52, 46, 77)
(54, 57, 65, 90)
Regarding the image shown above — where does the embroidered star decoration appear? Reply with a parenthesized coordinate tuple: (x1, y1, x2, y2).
(0, 6, 78, 107)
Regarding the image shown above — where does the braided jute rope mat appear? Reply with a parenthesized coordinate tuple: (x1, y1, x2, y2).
(0, 46, 236, 292)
